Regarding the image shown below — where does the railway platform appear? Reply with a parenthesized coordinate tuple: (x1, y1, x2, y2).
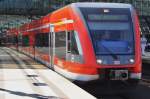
(0, 47, 96, 99)
(142, 52, 150, 62)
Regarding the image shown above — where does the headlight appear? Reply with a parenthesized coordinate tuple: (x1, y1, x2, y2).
(129, 59, 134, 63)
(97, 59, 102, 64)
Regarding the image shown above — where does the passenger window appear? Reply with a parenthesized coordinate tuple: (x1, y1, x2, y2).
(18, 33, 23, 46)
(43, 33, 49, 47)
(7, 36, 11, 45)
(35, 33, 42, 47)
(55, 31, 66, 59)
(22, 35, 29, 46)
(14, 36, 18, 44)
(35, 33, 49, 47)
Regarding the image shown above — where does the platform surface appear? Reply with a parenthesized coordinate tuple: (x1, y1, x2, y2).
(0, 47, 96, 99)
(142, 52, 150, 63)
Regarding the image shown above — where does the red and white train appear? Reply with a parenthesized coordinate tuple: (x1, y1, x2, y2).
(6, 2, 141, 88)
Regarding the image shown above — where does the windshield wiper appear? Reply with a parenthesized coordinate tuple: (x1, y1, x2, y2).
(101, 43, 118, 60)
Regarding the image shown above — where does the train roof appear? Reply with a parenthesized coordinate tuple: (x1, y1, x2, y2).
(71, 2, 133, 9)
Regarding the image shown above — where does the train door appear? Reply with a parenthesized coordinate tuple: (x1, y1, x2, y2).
(49, 19, 73, 69)
(49, 24, 55, 69)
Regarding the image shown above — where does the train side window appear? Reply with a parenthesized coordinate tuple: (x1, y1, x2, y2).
(42, 33, 49, 47)
(22, 35, 29, 46)
(35, 33, 42, 47)
(14, 36, 18, 44)
(18, 34, 21, 46)
(55, 31, 66, 60)
(70, 31, 79, 55)
(35, 33, 49, 47)
(7, 36, 11, 45)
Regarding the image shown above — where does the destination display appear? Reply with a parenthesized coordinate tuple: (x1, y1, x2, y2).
(88, 14, 128, 21)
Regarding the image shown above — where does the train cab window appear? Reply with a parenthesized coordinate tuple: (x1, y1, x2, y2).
(55, 31, 81, 60)
(66, 31, 83, 63)
(70, 31, 79, 55)
(67, 31, 80, 55)
(67, 31, 71, 53)
(22, 35, 29, 46)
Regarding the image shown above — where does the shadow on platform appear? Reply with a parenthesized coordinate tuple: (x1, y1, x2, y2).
(0, 88, 63, 99)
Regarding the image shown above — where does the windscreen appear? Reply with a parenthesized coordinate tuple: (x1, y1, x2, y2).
(80, 8, 135, 55)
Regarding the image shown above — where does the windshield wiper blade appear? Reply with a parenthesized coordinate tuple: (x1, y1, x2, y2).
(101, 43, 118, 60)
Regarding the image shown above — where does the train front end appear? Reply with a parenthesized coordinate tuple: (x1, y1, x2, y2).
(72, 3, 141, 86)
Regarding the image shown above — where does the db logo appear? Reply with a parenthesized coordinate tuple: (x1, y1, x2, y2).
(114, 60, 120, 65)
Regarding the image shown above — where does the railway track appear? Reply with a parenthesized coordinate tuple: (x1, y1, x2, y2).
(77, 62, 150, 99)
(142, 62, 150, 84)
(77, 81, 134, 99)
(101, 62, 150, 99)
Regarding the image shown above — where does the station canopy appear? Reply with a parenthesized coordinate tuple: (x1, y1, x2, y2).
(0, 0, 51, 34)
(0, 0, 150, 35)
